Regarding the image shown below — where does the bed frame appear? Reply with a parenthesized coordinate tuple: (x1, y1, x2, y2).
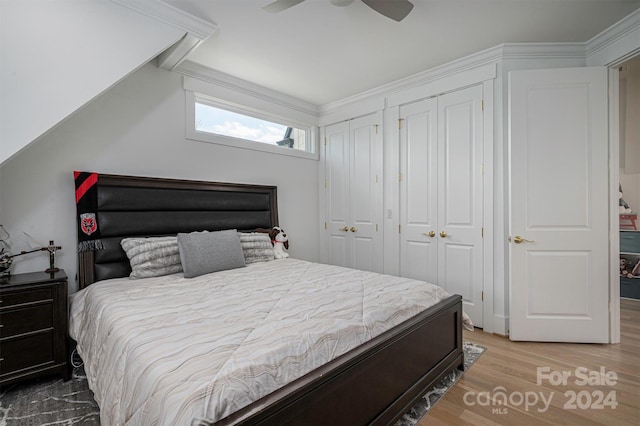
(75, 172, 464, 426)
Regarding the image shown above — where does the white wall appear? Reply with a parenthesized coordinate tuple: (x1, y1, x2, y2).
(0, 0, 185, 164)
(0, 63, 320, 293)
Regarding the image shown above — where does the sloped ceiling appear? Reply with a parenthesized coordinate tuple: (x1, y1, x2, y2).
(164, 0, 640, 105)
(0, 0, 215, 165)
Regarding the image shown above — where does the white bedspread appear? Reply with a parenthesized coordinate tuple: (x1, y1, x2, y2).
(69, 259, 452, 425)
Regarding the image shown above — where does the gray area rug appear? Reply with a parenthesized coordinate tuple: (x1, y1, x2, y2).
(0, 342, 485, 425)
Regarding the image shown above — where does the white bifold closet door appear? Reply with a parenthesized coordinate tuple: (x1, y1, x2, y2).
(399, 85, 484, 327)
(325, 112, 383, 273)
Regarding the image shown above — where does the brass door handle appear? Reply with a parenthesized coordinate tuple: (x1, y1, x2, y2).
(440, 231, 447, 238)
(340, 226, 349, 232)
(422, 231, 436, 238)
(512, 235, 534, 244)
(350, 227, 357, 233)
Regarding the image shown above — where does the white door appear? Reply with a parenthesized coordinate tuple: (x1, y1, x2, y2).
(399, 86, 484, 326)
(325, 113, 383, 272)
(437, 87, 484, 325)
(325, 120, 350, 268)
(399, 97, 438, 283)
(509, 67, 609, 342)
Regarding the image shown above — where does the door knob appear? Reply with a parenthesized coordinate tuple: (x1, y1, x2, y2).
(350, 227, 357, 233)
(439, 231, 447, 238)
(513, 235, 534, 244)
(340, 226, 349, 232)
(422, 231, 436, 238)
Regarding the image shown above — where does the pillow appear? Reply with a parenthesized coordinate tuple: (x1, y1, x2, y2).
(239, 232, 275, 264)
(177, 229, 246, 278)
(120, 236, 182, 279)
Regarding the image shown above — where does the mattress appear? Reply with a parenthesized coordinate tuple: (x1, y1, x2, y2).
(69, 258, 453, 425)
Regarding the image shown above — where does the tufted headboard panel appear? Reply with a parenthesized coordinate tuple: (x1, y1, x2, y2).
(77, 173, 278, 288)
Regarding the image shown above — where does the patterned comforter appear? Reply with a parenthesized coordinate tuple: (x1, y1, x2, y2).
(69, 258, 452, 425)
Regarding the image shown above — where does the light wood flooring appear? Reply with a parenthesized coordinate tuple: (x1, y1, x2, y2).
(425, 298, 640, 425)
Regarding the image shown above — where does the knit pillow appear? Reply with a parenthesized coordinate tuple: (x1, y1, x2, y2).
(120, 236, 182, 279)
(239, 232, 275, 264)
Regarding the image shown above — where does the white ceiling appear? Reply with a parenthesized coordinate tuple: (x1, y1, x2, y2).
(165, 0, 640, 105)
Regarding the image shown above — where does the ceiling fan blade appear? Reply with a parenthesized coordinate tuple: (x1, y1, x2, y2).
(263, 0, 306, 13)
(361, 0, 414, 22)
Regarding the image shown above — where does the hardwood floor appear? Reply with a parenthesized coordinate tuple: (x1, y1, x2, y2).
(425, 298, 640, 425)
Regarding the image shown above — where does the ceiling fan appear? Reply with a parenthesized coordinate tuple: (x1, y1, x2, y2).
(263, 0, 414, 22)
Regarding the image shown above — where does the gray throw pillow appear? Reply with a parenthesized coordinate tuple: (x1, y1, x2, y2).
(177, 230, 246, 278)
(121, 236, 182, 279)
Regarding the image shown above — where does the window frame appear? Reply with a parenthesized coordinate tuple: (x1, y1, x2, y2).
(186, 91, 319, 160)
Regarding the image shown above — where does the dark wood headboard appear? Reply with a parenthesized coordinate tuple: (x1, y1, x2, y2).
(77, 173, 278, 288)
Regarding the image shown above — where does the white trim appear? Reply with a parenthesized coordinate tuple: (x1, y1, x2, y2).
(609, 68, 621, 344)
(386, 63, 497, 108)
(382, 105, 400, 277)
(482, 79, 495, 334)
(157, 34, 204, 71)
(181, 63, 319, 123)
(319, 45, 503, 117)
(317, 98, 386, 127)
(110, 0, 217, 39)
(492, 314, 509, 336)
(500, 42, 585, 60)
(587, 8, 640, 66)
(318, 43, 588, 123)
(318, 125, 328, 264)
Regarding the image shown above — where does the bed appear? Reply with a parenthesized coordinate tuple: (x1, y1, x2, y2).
(70, 172, 465, 425)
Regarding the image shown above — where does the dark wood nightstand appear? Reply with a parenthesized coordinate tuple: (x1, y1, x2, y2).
(0, 270, 70, 387)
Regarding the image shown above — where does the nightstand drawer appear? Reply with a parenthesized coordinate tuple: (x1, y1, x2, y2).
(0, 270, 69, 386)
(0, 303, 54, 337)
(0, 331, 54, 374)
(0, 288, 53, 306)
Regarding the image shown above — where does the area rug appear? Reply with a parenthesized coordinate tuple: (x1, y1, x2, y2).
(0, 342, 485, 425)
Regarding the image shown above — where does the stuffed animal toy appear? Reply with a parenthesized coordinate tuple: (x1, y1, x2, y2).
(620, 258, 634, 278)
(270, 226, 289, 259)
(620, 183, 632, 213)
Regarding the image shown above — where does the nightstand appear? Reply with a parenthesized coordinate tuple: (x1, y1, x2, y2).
(0, 270, 70, 386)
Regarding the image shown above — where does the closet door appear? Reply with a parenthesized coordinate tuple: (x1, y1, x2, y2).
(325, 121, 350, 268)
(399, 85, 484, 326)
(437, 86, 484, 325)
(325, 113, 383, 272)
(399, 98, 438, 282)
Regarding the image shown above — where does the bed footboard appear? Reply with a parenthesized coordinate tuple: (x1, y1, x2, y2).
(214, 294, 463, 426)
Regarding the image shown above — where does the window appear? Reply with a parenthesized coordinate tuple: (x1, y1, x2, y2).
(187, 92, 317, 160)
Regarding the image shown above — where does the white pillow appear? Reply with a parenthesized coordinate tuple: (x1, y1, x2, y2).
(239, 232, 275, 263)
(120, 236, 182, 279)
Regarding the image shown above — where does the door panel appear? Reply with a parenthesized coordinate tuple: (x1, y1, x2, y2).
(349, 113, 383, 272)
(325, 113, 382, 272)
(509, 67, 609, 342)
(399, 86, 484, 327)
(325, 121, 350, 267)
(400, 98, 438, 283)
(442, 243, 474, 299)
(438, 86, 484, 325)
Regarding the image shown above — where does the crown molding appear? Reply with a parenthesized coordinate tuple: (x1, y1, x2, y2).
(320, 42, 591, 116)
(320, 42, 582, 115)
(157, 34, 204, 71)
(500, 42, 586, 60)
(110, 0, 217, 40)
(586, 7, 640, 66)
(176, 60, 319, 119)
(319, 44, 505, 116)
